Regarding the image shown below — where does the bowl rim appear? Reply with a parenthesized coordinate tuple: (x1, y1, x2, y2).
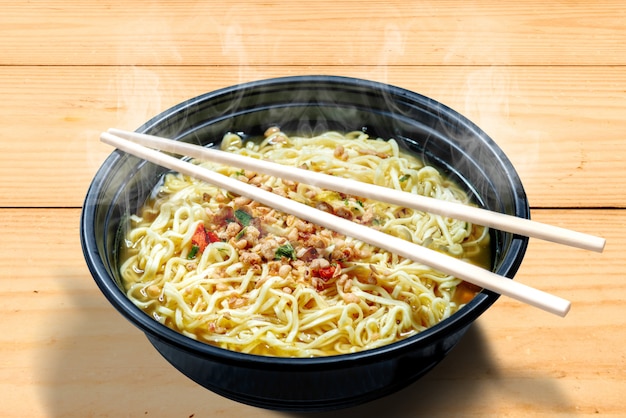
(81, 75, 529, 367)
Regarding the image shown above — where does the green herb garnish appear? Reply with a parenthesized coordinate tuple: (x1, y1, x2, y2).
(274, 243, 296, 260)
(399, 174, 410, 182)
(235, 227, 247, 240)
(234, 209, 253, 226)
(188, 244, 199, 259)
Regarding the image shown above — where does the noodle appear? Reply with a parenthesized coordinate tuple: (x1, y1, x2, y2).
(119, 129, 490, 357)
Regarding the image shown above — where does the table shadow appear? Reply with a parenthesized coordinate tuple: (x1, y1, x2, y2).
(38, 274, 213, 417)
(39, 273, 572, 417)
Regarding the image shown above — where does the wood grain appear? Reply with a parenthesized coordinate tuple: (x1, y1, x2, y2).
(1, 1, 624, 416)
(0, 208, 621, 417)
(1, 65, 625, 208)
(1, 1, 625, 66)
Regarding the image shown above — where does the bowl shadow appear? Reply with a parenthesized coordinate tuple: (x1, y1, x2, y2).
(282, 320, 573, 418)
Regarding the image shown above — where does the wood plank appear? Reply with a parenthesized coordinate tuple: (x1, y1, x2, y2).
(1, 1, 625, 66)
(0, 208, 622, 417)
(1, 65, 624, 208)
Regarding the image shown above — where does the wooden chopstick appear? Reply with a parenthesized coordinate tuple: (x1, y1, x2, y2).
(108, 128, 606, 253)
(101, 131, 572, 317)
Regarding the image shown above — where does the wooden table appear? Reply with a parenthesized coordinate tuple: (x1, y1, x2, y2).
(1, 1, 624, 416)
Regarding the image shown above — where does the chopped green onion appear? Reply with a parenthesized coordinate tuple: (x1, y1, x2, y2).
(188, 244, 199, 259)
(274, 243, 296, 260)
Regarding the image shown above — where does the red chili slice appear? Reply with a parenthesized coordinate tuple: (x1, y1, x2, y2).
(317, 265, 336, 281)
(191, 224, 210, 253)
(206, 230, 220, 243)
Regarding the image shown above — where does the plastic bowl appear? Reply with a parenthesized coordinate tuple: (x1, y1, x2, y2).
(80, 75, 529, 411)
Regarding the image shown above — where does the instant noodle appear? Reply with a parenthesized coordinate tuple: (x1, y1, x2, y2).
(119, 129, 490, 357)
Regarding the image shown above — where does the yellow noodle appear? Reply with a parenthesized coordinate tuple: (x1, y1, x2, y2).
(119, 130, 490, 357)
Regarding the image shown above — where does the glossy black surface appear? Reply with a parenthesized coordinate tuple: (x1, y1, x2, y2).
(80, 76, 529, 411)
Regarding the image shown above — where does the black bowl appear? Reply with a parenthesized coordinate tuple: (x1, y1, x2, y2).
(80, 75, 529, 411)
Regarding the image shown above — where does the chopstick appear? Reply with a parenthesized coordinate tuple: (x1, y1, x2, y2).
(101, 130, 573, 317)
(108, 128, 606, 253)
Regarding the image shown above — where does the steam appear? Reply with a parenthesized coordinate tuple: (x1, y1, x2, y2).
(111, 66, 166, 129)
(81, 66, 172, 177)
(458, 67, 544, 191)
